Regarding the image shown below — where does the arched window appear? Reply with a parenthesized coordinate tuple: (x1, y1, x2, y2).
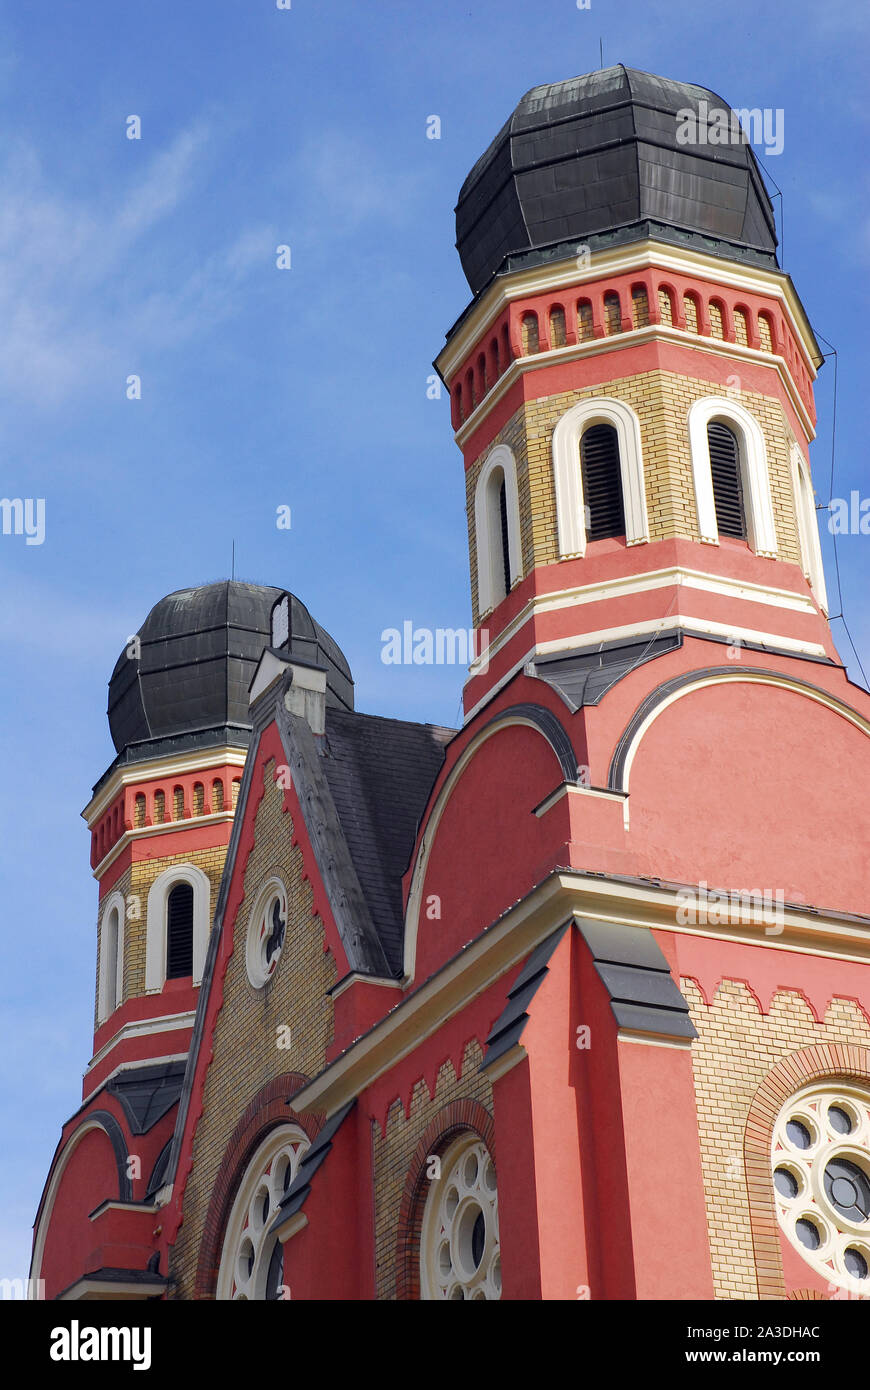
(708, 301, 724, 340)
(707, 421, 746, 538)
(145, 865, 211, 991)
(474, 444, 522, 616)
(97, 891, 125, 1024)
(134, 793, 146, 828)
(603, 291, 622, 335)
(552, 397, 649, 558)
(683, 293, 699, 333)
(549, 305, 566, 348)
(758, 312, 774, 352)
(420, 1133, 501, 1299)
(173, 785, 184, 821)
(212, 780, 224, 813)
(466, 367, 476, 410)
(631, 285, 649, 329)
(166, 882, 194, 979)
(193, 782, 204, 816)
(488, 338, 499, 383)
(216, 1125, 311, 1300)
(500, 323, 511, 369)
(687, 397, 778, 556)
(657, 286, 674, 326)
(581, 424, 625, 540)
(790, 443, 829, 613)
(520, 312, 539, 355)
(453, 383, 464, 426)
(232, 778, 241, 809)
(154, 790, 165, 824)
(477, 352, 487, 396)
(733, 307, 749, 346)
(577, 299, 594, 341)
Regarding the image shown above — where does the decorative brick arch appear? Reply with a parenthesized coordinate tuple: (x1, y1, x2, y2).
(194, 1072, 321, 1299)
(395, 1098, 496, 1301)
(744, 1043, 870, 1300)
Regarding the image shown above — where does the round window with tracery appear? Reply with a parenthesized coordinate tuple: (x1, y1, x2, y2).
(771, 1082, 870, 1294)
(245, 878, 287, 989)
(420, 1134, 501, 1300)
(216, 1124, 309, 1300)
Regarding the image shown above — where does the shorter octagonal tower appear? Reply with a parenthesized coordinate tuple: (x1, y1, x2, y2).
(84, 580, 353, 1098)
(33, 579, 352, 1300)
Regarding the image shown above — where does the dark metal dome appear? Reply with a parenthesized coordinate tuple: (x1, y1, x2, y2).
(107, 580, 353, 757)
(456, 65, 778, 296)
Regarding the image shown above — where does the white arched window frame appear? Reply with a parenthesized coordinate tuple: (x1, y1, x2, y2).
(552, 397, 649, 558)
(790, 443, 829, 614)
(97, 890, 126, 1025)
(145, 864, 211, 993)
(688, 397, 778, 557)
(474, 443, 523, 617)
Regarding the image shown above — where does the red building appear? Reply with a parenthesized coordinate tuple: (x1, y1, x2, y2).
(33, 66, 870, 1301)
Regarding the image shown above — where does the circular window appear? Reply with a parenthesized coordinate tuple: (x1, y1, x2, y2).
(216, 1124, 309, 1300)
(771, 1083, 870, 1296)
(245, 878, 288, 989)
(420, 1134, 500, 1300)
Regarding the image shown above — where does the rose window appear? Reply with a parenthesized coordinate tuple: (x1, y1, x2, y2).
(420, 1135, 501, 1300)
(216, 1125, 309, 1300)
(771, 1083, 870, 1293)
(245, 879, 287, 989)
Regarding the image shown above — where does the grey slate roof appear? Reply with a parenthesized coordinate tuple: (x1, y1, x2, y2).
(106, 580, 353, 758)
(456, 64, 779, 295)
(321, 707, 454, 974)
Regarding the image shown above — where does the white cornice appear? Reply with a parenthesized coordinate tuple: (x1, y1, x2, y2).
(452, 321, 816, 452)
(484, 566, 817, 663)
(83, 745, 248, 825)
(436, 239, 821, 385)
(84, 1016, 194, 1084)
(92, 810, 235, 881)
(285, 870, 870, 1119)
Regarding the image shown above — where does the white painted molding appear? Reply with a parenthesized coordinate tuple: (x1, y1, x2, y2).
(790, 442, 829, 615)
(688, 396, 778, 557)
(474, 443, 523, 616)
(552, 396, 649, 558)
(97, 891, 126, 1026)
(145, 863, 211, 992)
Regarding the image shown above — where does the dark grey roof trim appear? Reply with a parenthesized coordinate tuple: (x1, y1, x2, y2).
(106, 1062, 186, 1136)
(145, 1140, 172, 1200)
(268, 1100, 355, 1233)
(480, 923, 570, 1071)
(274, 698, 392, 977)
(608, 662, 857, 791)
(576, 919, 697, 1039)
(80, 1110, 132, 1202)
(531, 629, 837, 714)
(478, 702, 579, 782)
(92, 724, 252, 796)
(56, 1267, 167, 1300)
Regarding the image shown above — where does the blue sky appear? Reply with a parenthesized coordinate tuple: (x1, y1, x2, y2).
(1, 0, 867, 1284)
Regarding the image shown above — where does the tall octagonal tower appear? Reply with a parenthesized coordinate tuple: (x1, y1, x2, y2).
(435, 66, 830, 722)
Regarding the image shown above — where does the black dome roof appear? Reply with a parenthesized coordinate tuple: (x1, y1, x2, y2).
(456, 65, 778, 296)
(107, 580, 353, 757)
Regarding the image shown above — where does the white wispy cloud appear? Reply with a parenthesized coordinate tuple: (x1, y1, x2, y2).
(0, 120, 271, 403)
(292, 129, 427, 236)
